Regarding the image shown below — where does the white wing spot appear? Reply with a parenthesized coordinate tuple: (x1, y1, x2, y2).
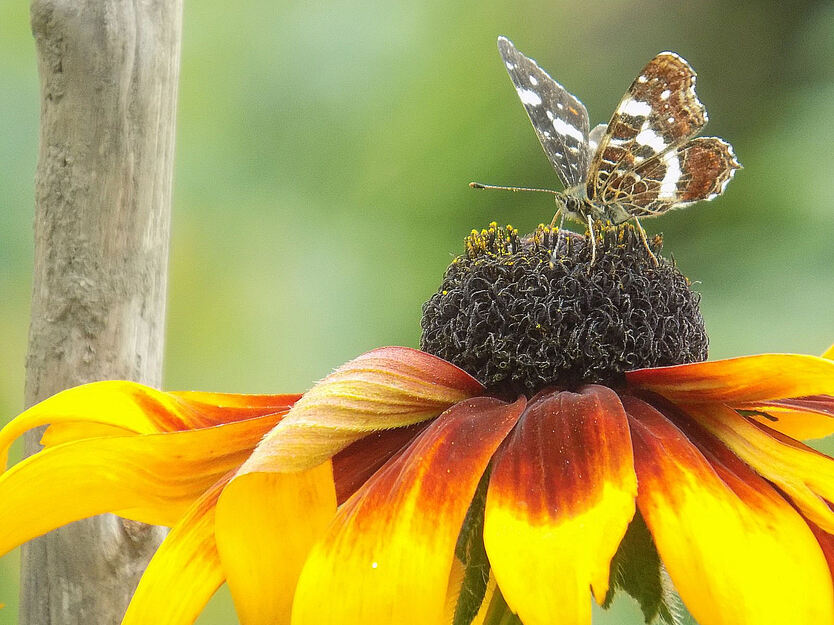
(620, 98, 652, 117)
(659, 151, 682, 200)
(529, 75, 538, 86)
(635, 127, 667, 152)
(637, 75, 648, 83)
(667, 116, 675, 123)
(556, 102, 564, 110)
(519, 88, 542, 106)
(506, 61, 515, 70)
(547, 110, 555, 121)
(552, 117, 584, 143)
(660, 89, 671, 100)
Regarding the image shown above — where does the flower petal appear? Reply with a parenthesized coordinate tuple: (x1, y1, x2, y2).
(244, 347, 484, 473)
(483, 386, 637, 625)
(736, 395, 834, 440)
(0, 380, 298, 468)
(332, 424, 427, 504)
(685, 402, 834, 533)
(291, 396, 525, 625)
(122, 473, 229, 625)
(215, 465, 337, 625)
(823, 343, 834, 360)
(627, 354, 834, 403)
(0, 414, 280, 554)
(625, 396, 834, 624)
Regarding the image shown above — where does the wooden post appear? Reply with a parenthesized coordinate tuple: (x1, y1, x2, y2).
(22, 0, 182, 622)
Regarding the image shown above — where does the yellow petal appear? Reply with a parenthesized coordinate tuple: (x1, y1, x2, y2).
(215, 464, 337, 625)
(625, 396, 834, 625)
(0, 414, 280, 555)
(627, 354, 834, 403)
(484, 386, 637, 625)
(685, 402, 834, 533)
(736, 395, 834, 440)
(823, 344, 834, 360)
(244, 347, 484, 473)
(122, 474, 229, 625)
(0, 380, 298, 469)
(291, 397, 524, 625)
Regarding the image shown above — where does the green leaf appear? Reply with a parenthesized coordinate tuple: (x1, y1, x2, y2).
(603, 511, 683, 625)
(452, 468, 492, 625)
(481, 589, 523, 625)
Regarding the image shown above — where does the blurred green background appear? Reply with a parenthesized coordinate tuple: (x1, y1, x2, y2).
(1, 0, 833, 623)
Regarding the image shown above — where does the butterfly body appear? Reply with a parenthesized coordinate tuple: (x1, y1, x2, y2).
(494, 37, 740, 230)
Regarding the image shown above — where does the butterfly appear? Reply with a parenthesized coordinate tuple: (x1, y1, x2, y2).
(473, 37, 740, 262)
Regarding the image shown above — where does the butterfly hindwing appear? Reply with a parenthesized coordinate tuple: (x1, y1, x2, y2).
(498, 36, 591, 188)
(587, 52, 709, 211)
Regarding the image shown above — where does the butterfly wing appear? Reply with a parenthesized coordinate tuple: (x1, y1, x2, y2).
(604, 137, 740, 220)
(587, 52, 716, 217)
(498, 36, 591, 188)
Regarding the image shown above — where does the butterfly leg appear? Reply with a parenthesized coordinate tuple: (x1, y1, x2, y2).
(550, 206, 567, 255)
(586, 214, 597, 266)
(632, 218, 658, 266)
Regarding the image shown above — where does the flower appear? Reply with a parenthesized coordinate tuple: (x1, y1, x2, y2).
(1, 224, 834, 625)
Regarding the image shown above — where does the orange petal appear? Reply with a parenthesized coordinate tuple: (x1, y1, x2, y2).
(684, 402, 834, 533)
(215, 463, 337, 625)
(736, 395, 834, 440)
(291, 396, 525, 625)
(483, 386, 637, 625)
(332, 423, 427, 505)
(0, 380, 298, 468)
(625, 396, 834, 624)
(0, 414, 280, 554)
(243, 347, 484, 473)
(627, 354, 834, 403)
(122, 473, 229, 625)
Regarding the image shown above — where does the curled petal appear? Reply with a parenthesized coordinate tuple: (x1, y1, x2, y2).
(244, 347, 484, 473)
(291, 396, 525, 625)
(736, 395, 834, 440)
(0, 414, 281, 554)
(216, 463, 337, 625)
(122, 474, 230, 625)
(625, 396, 833, 624)
(685, 402, 834, 533)
(627, 354, 834, 403)
(484, 386, 637, 625)
(0, 381, 298, 469)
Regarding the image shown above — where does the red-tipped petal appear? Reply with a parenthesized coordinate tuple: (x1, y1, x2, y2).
(244, 347, 484, 473)
(627, 354, 834, 403)
(0, 413, 280, 554)
(121, 474, 229, 625)
(291, 396, 525, 625)
(483, 386, 637, 625)
(625, 396, 833, 624)
(685, 402, 834, 533)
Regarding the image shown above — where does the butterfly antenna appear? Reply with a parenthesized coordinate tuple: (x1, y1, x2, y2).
(469, 182, 560, 195)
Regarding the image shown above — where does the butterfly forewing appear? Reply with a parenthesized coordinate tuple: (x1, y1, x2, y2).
(587, 52, 709, 210)
(498, 36, 591, 188)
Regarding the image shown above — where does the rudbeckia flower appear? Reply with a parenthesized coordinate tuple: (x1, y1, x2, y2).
(2, 223, 834, 625)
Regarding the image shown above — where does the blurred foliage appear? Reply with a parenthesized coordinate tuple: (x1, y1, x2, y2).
(1, 0, 833, 623)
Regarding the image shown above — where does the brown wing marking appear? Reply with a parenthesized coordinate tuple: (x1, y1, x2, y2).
(604, 137, 740, 220)
(588, 52, 708, 205)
